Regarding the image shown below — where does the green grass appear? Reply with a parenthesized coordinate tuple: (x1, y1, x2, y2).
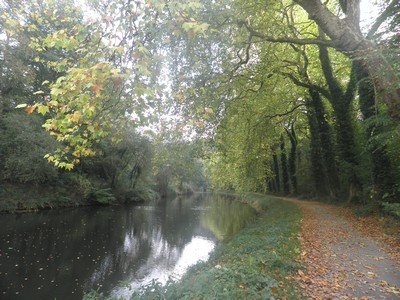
(128, 194, 303, 299)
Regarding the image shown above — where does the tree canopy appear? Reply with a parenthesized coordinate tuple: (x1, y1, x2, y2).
(1, 0, 400, 209)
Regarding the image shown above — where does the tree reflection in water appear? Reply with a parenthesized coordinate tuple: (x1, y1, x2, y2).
(0, 194, 256, 299)
(201, 195, 257, 241)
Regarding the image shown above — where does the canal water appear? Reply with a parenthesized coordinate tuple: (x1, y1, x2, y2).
(0, 193, 256, 299)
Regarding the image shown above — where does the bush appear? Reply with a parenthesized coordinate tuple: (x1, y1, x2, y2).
(0, 112, 58, 184)
(0, 112, 155, 210)
(382, 202, 400, 219)
(63, 173, 95, 199)
(131, 180, 159, 202)
(89, 188, 116, 205)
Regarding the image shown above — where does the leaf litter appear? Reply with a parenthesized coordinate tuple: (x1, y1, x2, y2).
(283, 198, 400, 299)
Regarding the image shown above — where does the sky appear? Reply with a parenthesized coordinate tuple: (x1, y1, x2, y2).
(360, 0, 381, 32)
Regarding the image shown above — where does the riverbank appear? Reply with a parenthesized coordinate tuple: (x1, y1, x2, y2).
(0, 182, 155, 213)
(122, 194, 303, 299)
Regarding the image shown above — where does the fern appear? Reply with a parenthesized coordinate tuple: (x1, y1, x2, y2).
(90, 188, 116, 205)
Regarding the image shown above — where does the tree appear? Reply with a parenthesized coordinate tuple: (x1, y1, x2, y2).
(0, 112, 58, 184)
(0, 0, 159, 209)
(2, 0, 399, 206)
(293, 0, 400, 124)
(280, 135, 290, 194)
(286, 123, 298, 194)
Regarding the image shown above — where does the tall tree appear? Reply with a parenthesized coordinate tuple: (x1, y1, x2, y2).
(293, 0, 400, 124)
(280, 135, 290, 194)
(355, 62, 397, 200)
(317, 36, 361, 200)
(286, 123, 298, 194)
(273, 152, 281, 193)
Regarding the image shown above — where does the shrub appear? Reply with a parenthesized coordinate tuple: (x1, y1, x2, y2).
(89, 188, 116, 205)
(63, 173, 95, 199)
(382, 202, 400, 219)
(0, 112, 58, 184)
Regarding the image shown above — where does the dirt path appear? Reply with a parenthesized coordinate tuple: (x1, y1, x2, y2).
(284, 198, 400, 299)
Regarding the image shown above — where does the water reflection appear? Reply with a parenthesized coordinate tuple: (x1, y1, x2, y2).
(201, 195, 257, 241)
(0, 194, 256, 299)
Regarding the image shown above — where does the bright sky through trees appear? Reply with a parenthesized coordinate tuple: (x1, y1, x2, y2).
(360, 0, 380, 31)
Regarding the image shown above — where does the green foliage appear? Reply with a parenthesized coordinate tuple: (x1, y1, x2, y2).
(0, 112, 156, 210)
(0, 0, 160, 210)
(150, 0, 400, 204)
(152, 133, 207, 197)
(29, 20, 127, 169)
(63, 173, 95, 199)
(82, 290, 106, 300)
(128, 182, 159, 202)
(1, 0, 400, 210)
(0, 107, 155, 211)
(2, 0, 164, 170)
(382, 202, 400, 219)
(0, 112, 58, 184)
(89, 188, 116, 205)
(0, 183, 82, 212)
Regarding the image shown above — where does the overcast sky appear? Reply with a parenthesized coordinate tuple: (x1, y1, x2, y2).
(360, 0, 381, 32)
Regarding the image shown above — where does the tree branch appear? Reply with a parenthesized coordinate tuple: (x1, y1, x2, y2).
(345, 0, 361, 28)
(238, 20, 334, 47)
(232, 34, 253, 73)
(344, 61, 358, 104)
(253, 102, 306, 129)
(262, 103, 306, 120)
(317, 28, 344, 104)
(367, 0, 399, 38)
(277, 71, 331, 100)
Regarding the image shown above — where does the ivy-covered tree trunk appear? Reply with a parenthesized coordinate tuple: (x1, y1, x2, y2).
(273, 152, 281, 193)
(268, 178, 277, 193)
(355, 62, 397, 201)
(129, 163, 141, 189)
(268, 162, 277, 193)
(318, 42, 361, 201)
(306, 99, 329, 196)
(309, 88, 340, 198)
(280, 135, 290, 194)
(286, 124, 298, 194)
(294, 0, 400, 125)
(333, 99, 362, 200)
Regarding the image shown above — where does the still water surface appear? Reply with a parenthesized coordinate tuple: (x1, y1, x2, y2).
(0, 193, 256, 299)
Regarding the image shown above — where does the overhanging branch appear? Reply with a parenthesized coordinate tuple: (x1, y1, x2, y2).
(367, 0, 399, 38)
(238, 20, 334, 47)
(277, 71, 331, 100)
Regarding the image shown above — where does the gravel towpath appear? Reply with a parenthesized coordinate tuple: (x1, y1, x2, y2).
(285, 198, 400, 299)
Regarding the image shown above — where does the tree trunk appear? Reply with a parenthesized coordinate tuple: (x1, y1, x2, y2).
(268, 180, 274, 193)
(286, 125, 298, 194)
(308, 88, 340, 197)
(318, 42, 362, 200)
(280, 135, 290, 194)
(355, 61, 397, 200)
(306, 98, 329, 196)
(273, 153, 281, 193)
(334, 100, 362, 200)
(268, 162, 277, 193)
(294, 0, 400, 124)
